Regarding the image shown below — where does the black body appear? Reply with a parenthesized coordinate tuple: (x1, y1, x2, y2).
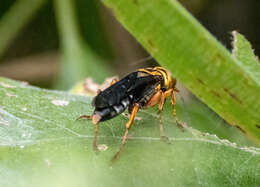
(92, 71, 163, 122)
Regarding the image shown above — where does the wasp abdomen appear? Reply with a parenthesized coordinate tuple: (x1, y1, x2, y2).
(93, 94, 133, 122)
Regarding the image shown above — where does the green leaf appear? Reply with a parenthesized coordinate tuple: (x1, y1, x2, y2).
(230, 31, 260, 140)
(0, 77, 259, 187)
(102, 0, 260, 145)
(232, 31, 260, 82)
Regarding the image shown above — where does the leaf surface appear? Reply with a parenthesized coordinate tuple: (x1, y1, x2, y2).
(0, 78, 259, 187)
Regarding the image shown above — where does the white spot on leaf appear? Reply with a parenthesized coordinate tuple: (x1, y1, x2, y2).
(45, 159, 51, 167)
(51, 100, 69, 106)
(98, 144, 108, 151)
(6, 93, 17, 97)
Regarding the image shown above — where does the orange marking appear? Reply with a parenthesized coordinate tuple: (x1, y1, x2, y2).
(146, 91, 162, 108)
(110, 78, 118, 86)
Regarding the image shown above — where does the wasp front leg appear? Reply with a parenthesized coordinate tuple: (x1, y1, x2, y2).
(158, 89, 172, 141)
(171, 90, 184, 130)
(146, 89, 170, 141)
(112, 103, 139, 161)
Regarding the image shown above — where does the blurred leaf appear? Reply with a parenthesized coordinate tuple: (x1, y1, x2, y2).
(0, 0, 47, 59)
(54, 0, 111, 89)
(102, 0, 260, 145)
(0, 77, 259, 187)
(76, 0, 113, 59)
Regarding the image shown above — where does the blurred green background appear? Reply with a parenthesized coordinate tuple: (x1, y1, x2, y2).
(0, 2, 259, 185)
(0, 0, 259, 89)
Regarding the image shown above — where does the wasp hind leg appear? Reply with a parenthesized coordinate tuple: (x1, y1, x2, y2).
(112, 103, 139, 162)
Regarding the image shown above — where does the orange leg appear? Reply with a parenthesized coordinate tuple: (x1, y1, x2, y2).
(112, 103, 139, 162)
(158, 90, 166, 138)
(171, 90, 177, 117)
(157, 88, 184, 133)
(158, 89, 172, 141)
(147, 89, 172, 140)
(171, 90, 184, 130)
(77, 115, 91, 120)
(77, 114, 100, 151)
(93, 123, 99, 151)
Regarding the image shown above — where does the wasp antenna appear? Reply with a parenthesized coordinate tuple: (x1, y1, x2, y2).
(174, 88, 180, 92)
(77, 115, 92, 121)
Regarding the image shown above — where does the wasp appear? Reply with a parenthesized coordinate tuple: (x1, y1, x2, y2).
(78, 66, 182, 160)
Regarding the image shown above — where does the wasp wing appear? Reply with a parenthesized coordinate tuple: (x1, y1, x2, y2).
(93, 71, 161, 109)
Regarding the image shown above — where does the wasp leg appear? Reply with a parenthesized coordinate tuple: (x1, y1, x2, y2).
(91, 114, 101, 151)
(110, 78, 118, 86)
(77, 115, 92, 120)
(112, 103, 139, 162)
(77, 114, 101, 151)
(171, 90, 184, 131)
(158, 89, 172, 142)
(145, 90, 167, 141)
(93, 123, 99, 151)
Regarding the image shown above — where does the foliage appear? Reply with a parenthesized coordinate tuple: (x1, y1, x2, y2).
(0, 78, 259, 187)
(0, 0, 259, 186)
